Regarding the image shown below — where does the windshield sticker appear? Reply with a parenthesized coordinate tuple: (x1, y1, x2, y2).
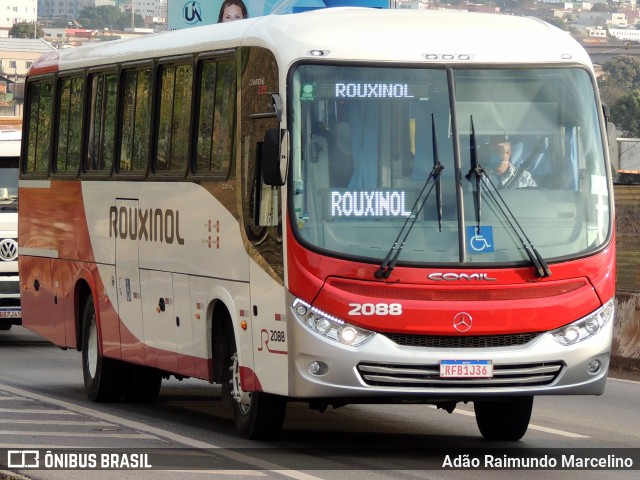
(300, 83, 316, 101)
(591, 175, 609, 196)
(327, 190, 414, 218)
(466, 226, 495, 254)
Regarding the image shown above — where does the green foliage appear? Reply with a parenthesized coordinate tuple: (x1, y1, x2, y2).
(590, 3, 611, 12)
(9, 22, 45, 39)
(611, 90, 640, 137)
(78, 5, 144, 30)
(598, 55, 640, 132)
(599, 55, 640, 93)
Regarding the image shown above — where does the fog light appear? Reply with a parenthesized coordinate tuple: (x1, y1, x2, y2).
(587, 360, 601, 375)
(308, 361, 328, 376)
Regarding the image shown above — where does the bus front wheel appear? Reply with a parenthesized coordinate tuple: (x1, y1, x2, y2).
(474, 396, 533, 441)
(81, 296, 122, 402)
(225, 344, 286, 439)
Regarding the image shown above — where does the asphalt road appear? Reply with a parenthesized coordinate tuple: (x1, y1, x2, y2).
(1, 326, 640, 480)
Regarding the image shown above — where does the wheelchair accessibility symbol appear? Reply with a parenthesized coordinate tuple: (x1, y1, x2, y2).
(466, 226, 495, 253)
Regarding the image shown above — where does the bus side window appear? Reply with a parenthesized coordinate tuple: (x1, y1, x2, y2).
(87, 72, 117, 173)
(55, 76, 84, 175)
(195, 58, 235, 177)
(119, 67, 152, 173)
(24, 80, 54, 175)
(156, 63, 193, 174)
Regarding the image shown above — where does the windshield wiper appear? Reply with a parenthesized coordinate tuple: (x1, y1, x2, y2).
(463, 116, 549, 277)
(375, 115, 444, 280)
(480, 174, 551, 278)
(465, 116, 483, 233)
(432, 114, 443, 232)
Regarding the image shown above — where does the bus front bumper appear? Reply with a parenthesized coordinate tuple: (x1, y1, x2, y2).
(286, 298, 613, 402)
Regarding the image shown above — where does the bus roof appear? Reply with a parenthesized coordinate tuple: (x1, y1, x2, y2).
(29, 8, 592, 76)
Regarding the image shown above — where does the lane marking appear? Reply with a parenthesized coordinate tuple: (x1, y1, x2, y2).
(0, 384, 323, 480)
(0, 430, 157, 439)
(0, 408, 77, 415)
(609, 376, 640, 385)
(0, 419, 117, 426)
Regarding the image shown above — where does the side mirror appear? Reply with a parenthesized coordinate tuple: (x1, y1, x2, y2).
(262, 128, 289, 186)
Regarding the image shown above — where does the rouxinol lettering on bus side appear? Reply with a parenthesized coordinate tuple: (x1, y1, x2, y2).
(108, 206, 185, 245)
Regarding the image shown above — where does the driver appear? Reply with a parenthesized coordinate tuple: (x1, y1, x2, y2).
(484, 138, 536, 189)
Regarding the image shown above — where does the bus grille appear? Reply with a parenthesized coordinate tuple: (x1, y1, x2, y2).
(383, 332, 541, 348)
(0, 281, 19, 294)
(357, 362, 563, 388)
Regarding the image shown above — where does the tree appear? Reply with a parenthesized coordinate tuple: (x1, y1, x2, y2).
(611, 90, 640, 137)
(78, 6, 144, 30)
(598, 55, 640, 107)
(591, 3, 611, 12)
(9, 22, 45, 39)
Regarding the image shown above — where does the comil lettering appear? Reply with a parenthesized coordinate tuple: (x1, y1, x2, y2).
(109, 206, 185, 245)
(335, 83, 414, 98)
(330, 191, 411, 217)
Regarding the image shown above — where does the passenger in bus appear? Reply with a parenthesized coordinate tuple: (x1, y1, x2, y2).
(218, 0, 248, 23)
(482, 138, 537, 189)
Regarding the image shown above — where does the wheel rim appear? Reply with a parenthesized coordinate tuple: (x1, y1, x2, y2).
(230, 352, 251, 414)
(87, 314, 98, 379)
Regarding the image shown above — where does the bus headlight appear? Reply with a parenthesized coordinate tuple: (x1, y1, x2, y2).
(292, 299, 375, 347)
(551, 299, 614, 346)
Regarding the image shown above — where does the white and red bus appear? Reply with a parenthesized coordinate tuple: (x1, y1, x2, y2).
(19, 8, 615, 441)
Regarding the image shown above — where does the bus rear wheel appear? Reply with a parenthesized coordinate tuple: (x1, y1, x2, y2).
(81, 296, 122, 402)
(224, 344, 286, 439)
(474, 396, 533, 441)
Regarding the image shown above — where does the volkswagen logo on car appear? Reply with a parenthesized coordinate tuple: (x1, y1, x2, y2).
(0, 238, 17, 261)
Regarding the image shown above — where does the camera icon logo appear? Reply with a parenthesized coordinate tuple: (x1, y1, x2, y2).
(7, 450, 40, 468)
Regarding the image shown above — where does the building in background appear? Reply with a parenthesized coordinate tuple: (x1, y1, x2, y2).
(0, 1, 37, 37)
(0, 38, 54, 118)
(38, 1, 118, 19)
(39, 1, 167, 19)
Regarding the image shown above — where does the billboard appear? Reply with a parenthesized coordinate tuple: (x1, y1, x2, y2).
(168, 0, 390, 31)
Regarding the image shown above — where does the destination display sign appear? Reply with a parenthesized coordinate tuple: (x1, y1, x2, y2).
(325, 189, 417, 219)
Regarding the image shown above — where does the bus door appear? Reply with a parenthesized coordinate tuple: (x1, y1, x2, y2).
(239, 47, 288, 396)
(114, 198, 145, 365)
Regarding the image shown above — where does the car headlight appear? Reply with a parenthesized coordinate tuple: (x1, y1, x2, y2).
(292, 298, 375, 347)
(551, 299, 614, 346)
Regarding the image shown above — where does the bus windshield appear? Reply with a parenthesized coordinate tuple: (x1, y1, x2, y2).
(290, 65, 610, 266)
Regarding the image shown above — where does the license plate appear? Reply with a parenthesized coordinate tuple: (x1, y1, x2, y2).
(0, 308, 21, 319)
(440, 360, 493, 378)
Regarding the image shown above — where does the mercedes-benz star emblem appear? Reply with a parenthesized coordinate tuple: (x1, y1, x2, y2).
(453, 312, 472, 332)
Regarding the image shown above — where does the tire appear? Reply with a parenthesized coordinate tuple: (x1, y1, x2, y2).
(223, 332, 286, 440)
(474, 396, 533, 441)
(122, 364, 162, 403)
(0, 324, 12, 331)
(81, 296, 122, 402)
